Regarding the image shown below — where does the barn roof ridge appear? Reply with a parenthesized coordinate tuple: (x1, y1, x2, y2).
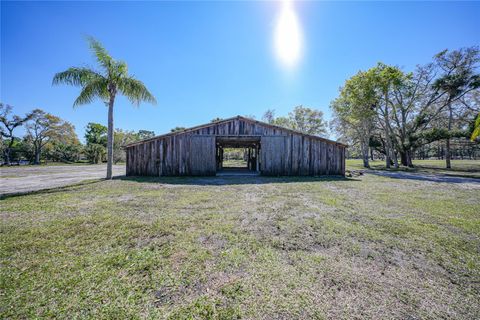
(125, 115, 347, 148)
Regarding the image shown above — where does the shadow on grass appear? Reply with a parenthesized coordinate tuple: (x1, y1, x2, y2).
(117, 175, 359, 186)
(368, 165, 479, 175)
(368, 170, 480, 184)
(0, 179, 105, 200)
(349, 161, 480, 180)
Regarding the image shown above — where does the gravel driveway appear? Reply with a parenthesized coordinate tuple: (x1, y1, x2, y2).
(0, 164, 125, 196)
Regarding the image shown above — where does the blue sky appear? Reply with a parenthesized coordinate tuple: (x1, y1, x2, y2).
(1, 1, 479, 141)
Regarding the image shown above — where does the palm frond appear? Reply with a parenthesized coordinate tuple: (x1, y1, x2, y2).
(53, 67, 104, 87)
(73, 78, 109, 107)
(115, 61, 128, 77)
(86, 36, 114, 73)
(117, 77, 157, 106)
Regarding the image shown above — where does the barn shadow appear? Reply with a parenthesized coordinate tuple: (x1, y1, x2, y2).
(117, 175, 358, 186)
(0, 179, 104, 200)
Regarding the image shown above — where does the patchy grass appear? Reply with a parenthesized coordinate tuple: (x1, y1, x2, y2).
(347, 159, 480, 178)
(1, 174, 479, 319)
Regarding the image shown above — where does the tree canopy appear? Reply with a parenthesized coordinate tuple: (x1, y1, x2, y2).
(331, 46, 480, 168)
(262, 106, 327, 137)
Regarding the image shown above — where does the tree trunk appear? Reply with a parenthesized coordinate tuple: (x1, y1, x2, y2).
(406, 150, 414, 167)
(385, 142, 391, 168)
(363, 153, 370, 168)
(445, 139, 451, 169)
(106, 95, 115, 179)
(392, 150, 399, 168)
(4, 137, 17, 165)
(34, 146, 41, 165)
(385, 144, 391, 168)
(400, 149, 415, 167)
(361, 142, 370, 168)
(445, 104, 453, 169)
(4, 150, 10, 165)
(400, 151, 408, 166)
(383, 103, 394, 169)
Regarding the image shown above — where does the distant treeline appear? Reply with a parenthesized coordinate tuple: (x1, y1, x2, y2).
(0, 103, 155, 165)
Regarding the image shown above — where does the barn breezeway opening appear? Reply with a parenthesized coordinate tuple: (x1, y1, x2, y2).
(222, 148, 248, 169)
(216, 136, 260, 176)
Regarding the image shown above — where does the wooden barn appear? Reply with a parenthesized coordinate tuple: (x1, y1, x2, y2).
(125, 116, 346, 176)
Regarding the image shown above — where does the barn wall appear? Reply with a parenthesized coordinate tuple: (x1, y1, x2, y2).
(126, 118, 346, 177)
(260, 135, 345, 176)
(189, 136, 217, 176)
(126, 134, 219, 176)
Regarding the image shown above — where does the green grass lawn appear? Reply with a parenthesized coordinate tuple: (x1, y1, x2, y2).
(222, 159, 248, 168)
(1, 174, 479, 319)
(347, 159, 480, 178)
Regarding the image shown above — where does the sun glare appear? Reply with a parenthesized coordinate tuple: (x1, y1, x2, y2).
(274, 0, 303, 69)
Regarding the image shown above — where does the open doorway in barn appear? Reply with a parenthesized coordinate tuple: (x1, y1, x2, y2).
(216, 136, 260, 175)
(222, 148, 248, 169)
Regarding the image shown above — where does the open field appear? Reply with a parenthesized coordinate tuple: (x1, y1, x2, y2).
(347, 159, 480, 179)
(1, 172, 479, 319)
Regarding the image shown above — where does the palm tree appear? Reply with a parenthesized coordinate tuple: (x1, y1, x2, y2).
(53, 36, 156, 179)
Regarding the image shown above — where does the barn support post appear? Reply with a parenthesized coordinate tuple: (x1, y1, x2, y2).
(256, 145, 260, 172)
(249, 147, 252, 170)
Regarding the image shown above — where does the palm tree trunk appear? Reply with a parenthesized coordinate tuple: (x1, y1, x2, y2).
(106, 95, 115, 179)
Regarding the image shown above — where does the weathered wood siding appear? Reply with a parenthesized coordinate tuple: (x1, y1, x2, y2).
(260, 135, 345, 176)
(126, 117, 346, 176)
(189, 136, 216, 176)
(261, 136, 285, 176)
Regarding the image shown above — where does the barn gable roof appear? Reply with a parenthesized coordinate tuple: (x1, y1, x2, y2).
(125, 115, 347, 148)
